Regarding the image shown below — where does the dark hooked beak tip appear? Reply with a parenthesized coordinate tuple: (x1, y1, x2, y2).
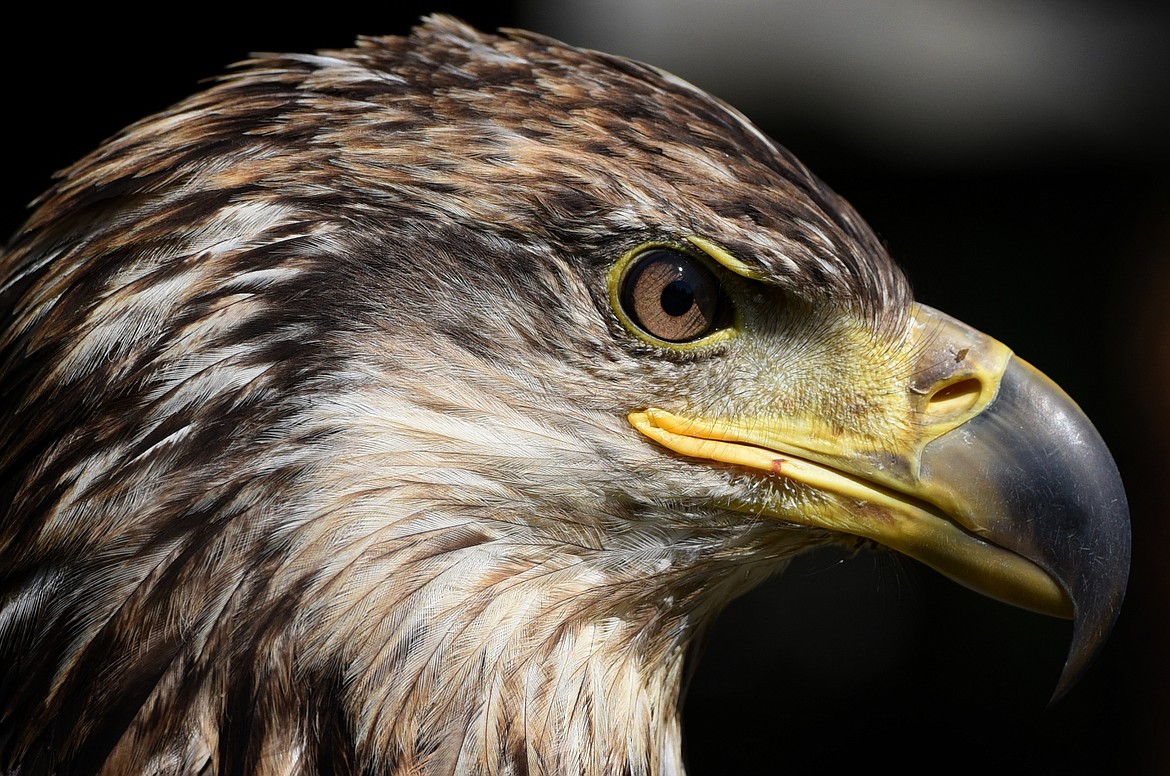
(920, 357, 1131, 702)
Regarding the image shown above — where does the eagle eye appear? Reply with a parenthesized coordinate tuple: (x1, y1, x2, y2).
(618, 248, 731, 344)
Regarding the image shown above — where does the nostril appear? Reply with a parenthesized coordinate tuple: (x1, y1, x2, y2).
(926, 378, 982, 418)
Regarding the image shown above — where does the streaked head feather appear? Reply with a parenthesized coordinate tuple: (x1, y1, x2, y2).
(0, 16, 906, 775)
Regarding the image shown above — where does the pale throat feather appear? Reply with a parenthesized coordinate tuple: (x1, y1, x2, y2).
(258, 374, 809, 775)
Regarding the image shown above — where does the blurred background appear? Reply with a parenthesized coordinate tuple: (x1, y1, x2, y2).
(5, 1, 1167, 772)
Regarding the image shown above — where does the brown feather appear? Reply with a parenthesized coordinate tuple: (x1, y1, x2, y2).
(0, 16, 908, 775)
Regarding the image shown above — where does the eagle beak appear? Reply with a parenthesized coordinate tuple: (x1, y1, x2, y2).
(629, 305, 1130, 700)
(915, 354, 1130, 699)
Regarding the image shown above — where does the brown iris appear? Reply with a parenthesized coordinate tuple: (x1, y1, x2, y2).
(619, 249, 729, 343)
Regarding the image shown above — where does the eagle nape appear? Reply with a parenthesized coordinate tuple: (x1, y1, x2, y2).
(0, 16, 1129, 776)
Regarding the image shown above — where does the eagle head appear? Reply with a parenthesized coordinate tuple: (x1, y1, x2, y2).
(0, 16, 1129, 776)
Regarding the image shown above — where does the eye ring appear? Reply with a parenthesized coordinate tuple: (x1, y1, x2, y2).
(615, 247, 733, 344)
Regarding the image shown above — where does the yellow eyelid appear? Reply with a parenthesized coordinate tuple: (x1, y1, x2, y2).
(684, 236, 763, 280)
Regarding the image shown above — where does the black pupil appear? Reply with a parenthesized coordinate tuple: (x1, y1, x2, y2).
(660, 280, 694, 316)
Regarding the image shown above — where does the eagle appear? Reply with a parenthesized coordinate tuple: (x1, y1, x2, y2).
(0, 16, 1130, 776)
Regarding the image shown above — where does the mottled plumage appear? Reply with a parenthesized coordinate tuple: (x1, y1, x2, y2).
(0, 15, 1127, 776)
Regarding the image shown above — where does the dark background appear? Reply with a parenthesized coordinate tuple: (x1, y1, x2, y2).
(4, 3, 1167, 773)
